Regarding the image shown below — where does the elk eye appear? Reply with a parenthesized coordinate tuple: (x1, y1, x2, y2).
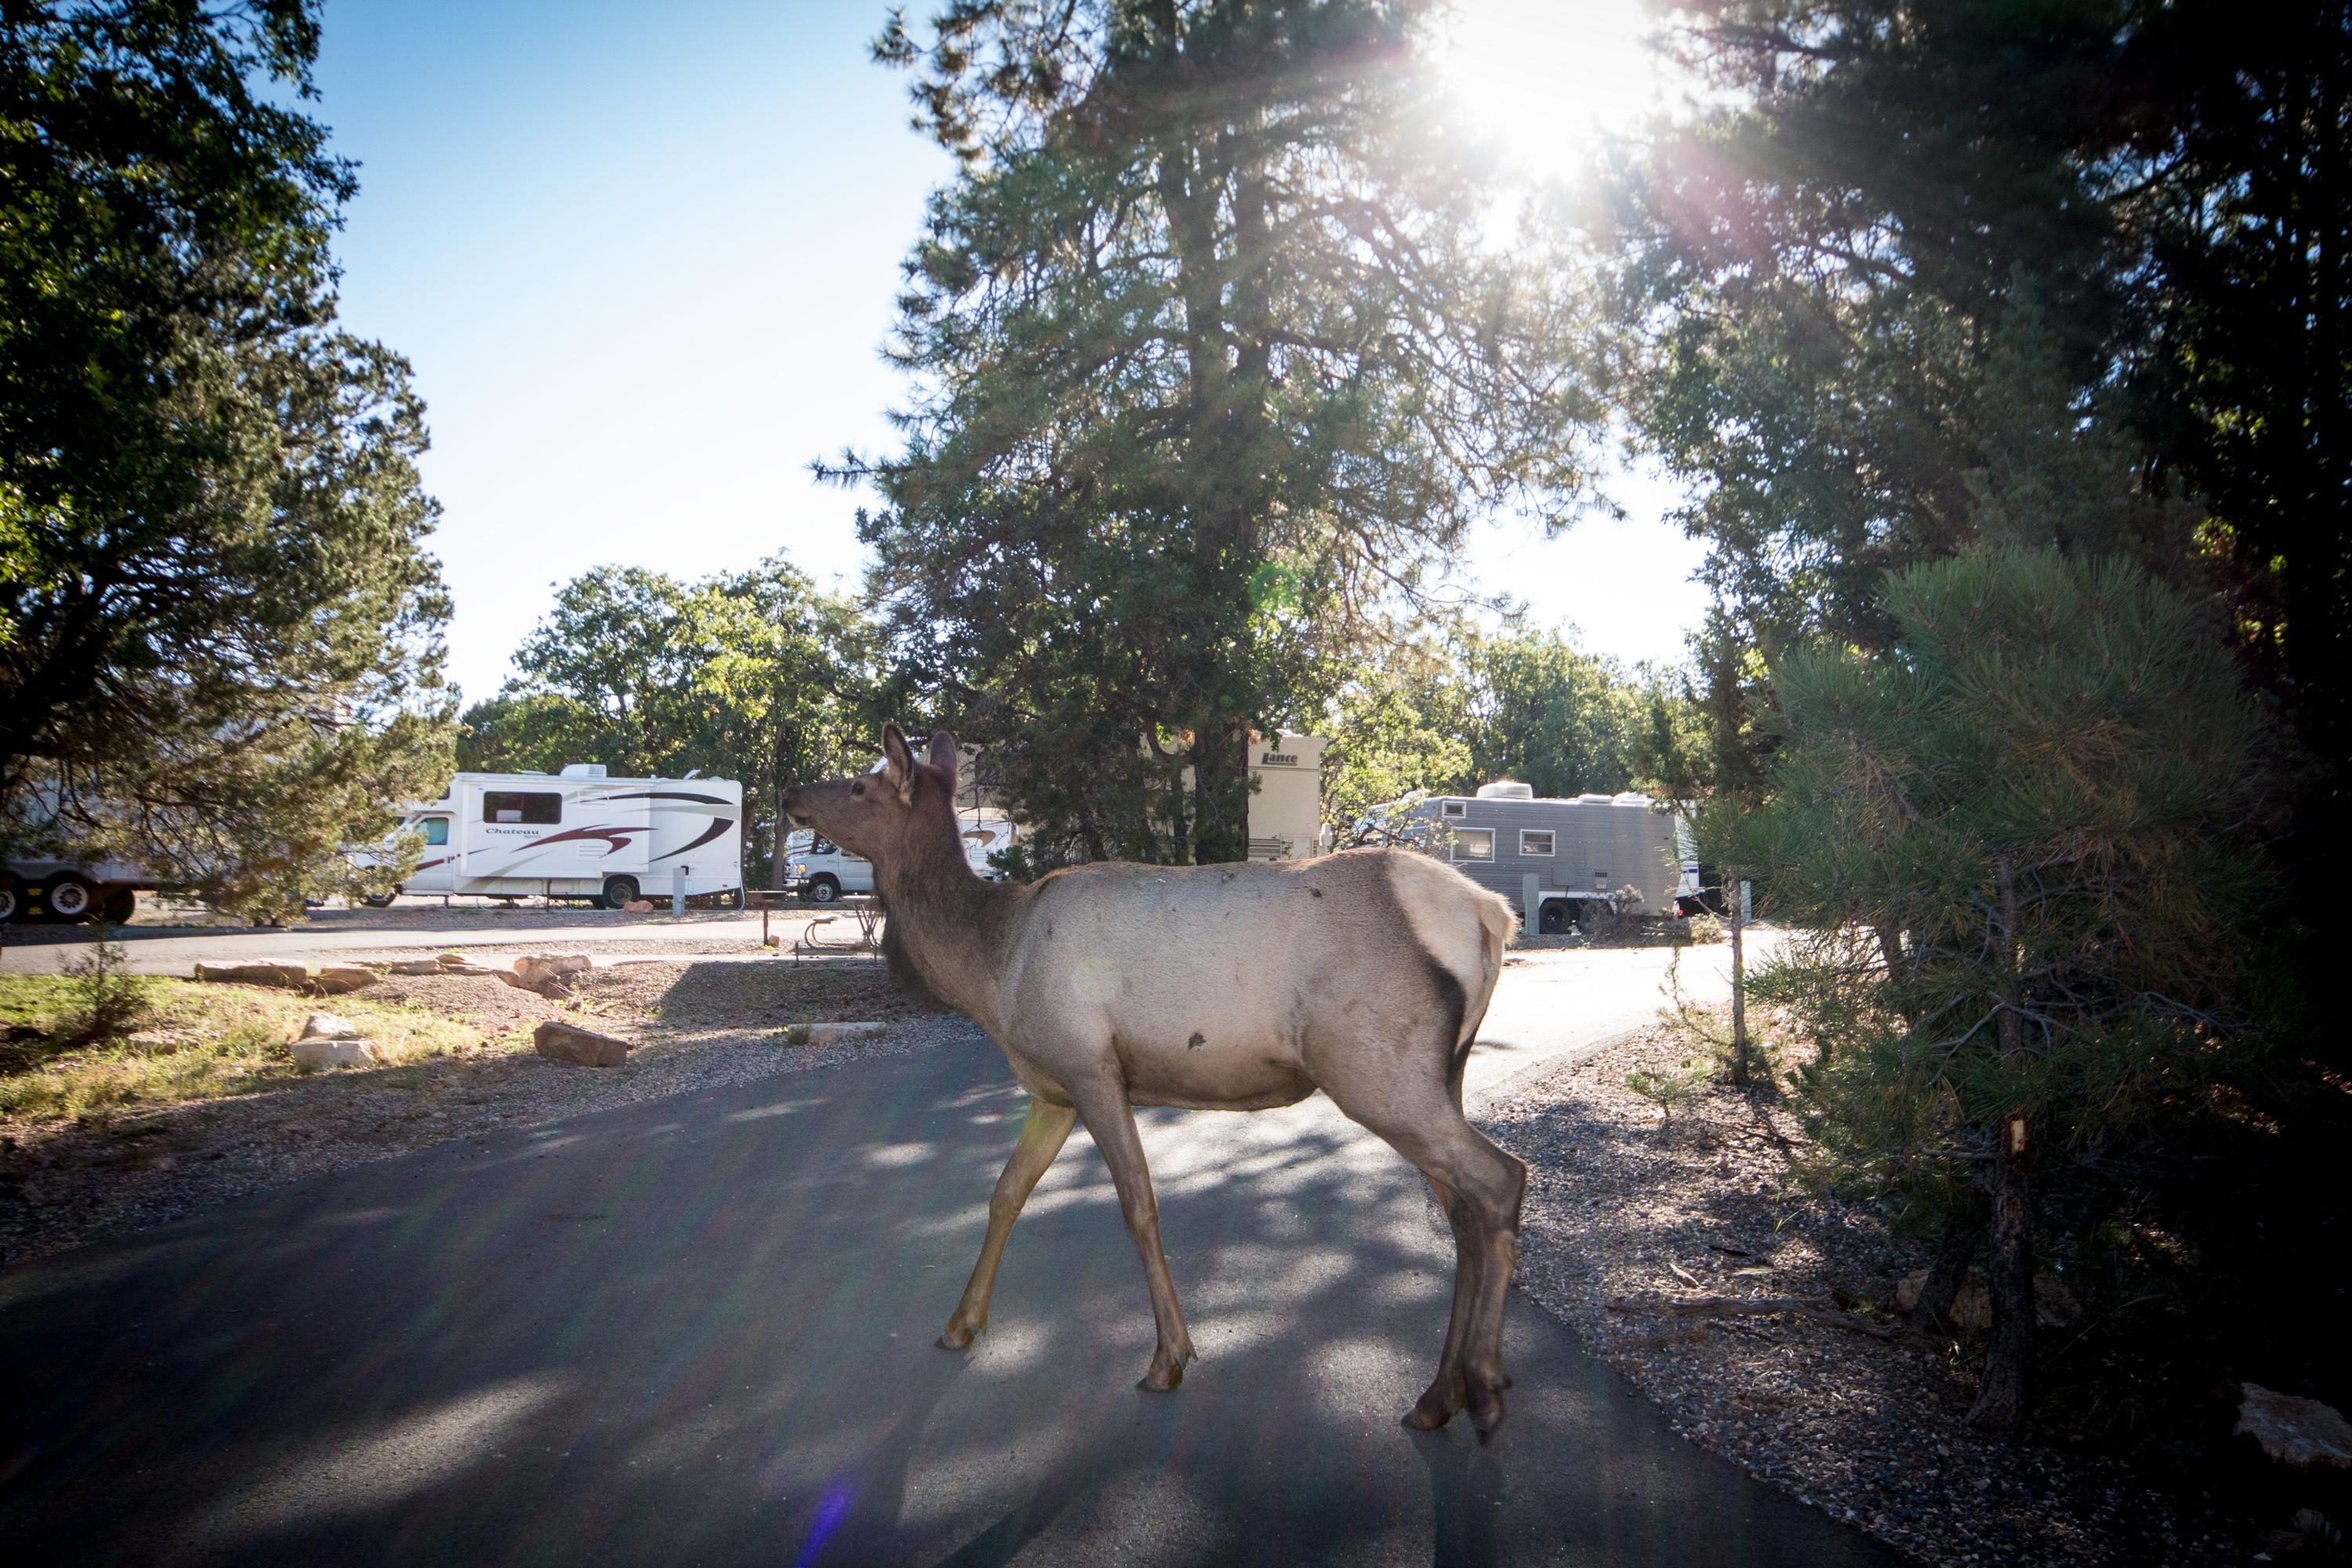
(851, 781, 865, 796)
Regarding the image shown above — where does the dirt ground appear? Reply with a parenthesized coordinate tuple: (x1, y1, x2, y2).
(1479, 1018, 2248, 1568)
(0, 956, 940, 1269)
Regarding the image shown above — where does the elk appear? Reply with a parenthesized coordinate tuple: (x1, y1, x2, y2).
(782, 726, 1526, 1436)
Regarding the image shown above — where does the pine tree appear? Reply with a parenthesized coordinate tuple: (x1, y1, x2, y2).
(1743, 548, 2276, 1432)
(841, 0, 1599, 861)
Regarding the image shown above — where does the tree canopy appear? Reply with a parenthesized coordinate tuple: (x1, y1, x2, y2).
(459, 560, 883, 878)
(844, 0, 1601, 863)
(0, 0, 453, 916)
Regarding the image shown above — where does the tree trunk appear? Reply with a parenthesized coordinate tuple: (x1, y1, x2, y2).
(1969, 851, 2034, 1433)
(1190, 717, 1253, 864)
(1969, 1113, 2034, 1432)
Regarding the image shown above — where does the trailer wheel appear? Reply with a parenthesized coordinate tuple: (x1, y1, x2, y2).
(44, 873, 97, 924)
(601, 875, 641, 909)
(0, 878, 18, 923)
(361, 891, 398, 909)
(1538, 899, 1570, 935)
(102, 887, 137, 925)
(808, 875, 840, 905)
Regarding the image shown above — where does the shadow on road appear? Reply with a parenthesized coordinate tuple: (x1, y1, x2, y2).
(0, 1040, 1900, 1567)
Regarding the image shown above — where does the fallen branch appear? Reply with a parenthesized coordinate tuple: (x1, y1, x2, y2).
(1605, 1293, 1900, 1340)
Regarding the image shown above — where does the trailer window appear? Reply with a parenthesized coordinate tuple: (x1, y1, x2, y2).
(1450, 829, 1494, 862)
(421, 817, 450, 845)
(1440, 800, 1467, 819)
(1519, 829, 1555, 857)
(481, 791, 561, 825)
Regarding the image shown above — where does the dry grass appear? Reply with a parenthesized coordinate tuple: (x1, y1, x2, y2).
(0, 975, 485, 1123)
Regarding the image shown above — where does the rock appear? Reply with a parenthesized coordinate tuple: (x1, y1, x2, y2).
(2238, 1385, 2352, 1473)
(311, 965, 380, 995)
(1893, 1266, 2078, 1331)
(803, 1022, 887, 1045)
(1895, 1267, 1991, 1331)
(512, 953, 592, 996)
(192, 962, 310, 990)
(299, 1012, 361, 1040)
(292, 1035, 388, 1069)
(126, 1028, 198, 1053)
(386, 959, 445, 975)
(620, 898, 655, 914)
(534, 1020, 632, 1068)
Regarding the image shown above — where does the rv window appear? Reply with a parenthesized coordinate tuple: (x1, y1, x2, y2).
(422, 818, 450, 846)
(1451, 828, 1495, 862)
(481, 791, 561, 826)
(1519, 829, 1555, 857)
(1440, 800, 1467, 819)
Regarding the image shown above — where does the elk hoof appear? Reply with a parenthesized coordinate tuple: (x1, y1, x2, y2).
(1468, 1384, 1507, 1443)
(936, 1319, 978, 1352)
(1403, 1371, 1466, 1430)
(1136, 1363, 1184, 1393)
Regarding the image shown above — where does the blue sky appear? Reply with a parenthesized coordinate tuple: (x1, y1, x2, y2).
(312, 0, 1710, 706)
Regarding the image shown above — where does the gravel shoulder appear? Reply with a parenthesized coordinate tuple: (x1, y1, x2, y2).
(1475, 1019, 2240, 1568)
(0, 956, 969, 1270)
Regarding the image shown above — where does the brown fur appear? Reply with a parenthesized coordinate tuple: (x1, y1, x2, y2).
(783, 725, 1527, 1436)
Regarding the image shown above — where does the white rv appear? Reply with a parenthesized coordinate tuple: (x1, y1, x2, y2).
(1392, 782, 1686, 935)
(377, 766, 744, 908)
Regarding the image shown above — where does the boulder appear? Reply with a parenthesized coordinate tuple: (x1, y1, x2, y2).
(193, 962, 310, 990)
(2238, 1385, 2352, 1473)
(803, 1022, 887, 1045)
(512, 953, 593, 996)
(290, 1016, 388, 1069)
(311, 965, 380, 995)
(620, 899, 655, 914)
(292, 1035, 388, 1069)
(534, 1020, 632, 1068)
(386, 959, 446, 976)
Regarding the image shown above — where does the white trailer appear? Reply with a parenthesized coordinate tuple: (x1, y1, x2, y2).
(382, 766, 744, 908)
(1395, 782, 1686, 935)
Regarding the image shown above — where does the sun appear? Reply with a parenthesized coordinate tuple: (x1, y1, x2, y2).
(1432, 0, 1667, 183)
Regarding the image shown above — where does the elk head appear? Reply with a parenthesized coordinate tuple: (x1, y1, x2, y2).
(781, 724, 959, 867)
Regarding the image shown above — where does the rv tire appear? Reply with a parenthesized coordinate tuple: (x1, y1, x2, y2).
(601, 875, 641, 909)
(361, 891, 398, 909)
(0, 878, 18, 923)
(102, 887, 137, 924)
(44, 873, 97, 924)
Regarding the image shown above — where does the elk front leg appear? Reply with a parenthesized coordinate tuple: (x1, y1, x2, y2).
(938, 1097, 1078, 1350)
(1072, 1083, 1195, 1392)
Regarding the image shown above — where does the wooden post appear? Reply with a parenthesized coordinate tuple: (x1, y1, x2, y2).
(1727, 863, 1751, 1085)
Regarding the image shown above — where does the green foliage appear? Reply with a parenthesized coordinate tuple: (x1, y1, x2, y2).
(459, 559, 882, 876)
(1322, 621, 1677, 835)
(1745, 548, 2276, 1233)
(0, 2, 454, 920)
(848, 1, 1602, 864)
(1624, 1058, 1712, 1133)
(60, 927, 149, 1047)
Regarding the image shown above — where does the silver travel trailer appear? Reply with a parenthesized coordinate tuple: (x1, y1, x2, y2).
(1400, 782, 1682, 934)
(379, 766, 744, 907)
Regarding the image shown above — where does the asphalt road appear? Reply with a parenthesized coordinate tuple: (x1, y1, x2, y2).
(0, 942, 1886, 1567)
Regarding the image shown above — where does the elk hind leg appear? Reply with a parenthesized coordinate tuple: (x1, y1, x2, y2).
(939, 1097, 1078, 1350)
(1403, 1171, 1482, 1432)
(1070, 1081, 1195, 1392)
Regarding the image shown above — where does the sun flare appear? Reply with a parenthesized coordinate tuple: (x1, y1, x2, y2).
(1434, 0, 1666, 182)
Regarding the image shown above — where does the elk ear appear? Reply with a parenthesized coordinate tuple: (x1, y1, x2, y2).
(927, 730, 959, 779)
(880, 724, 916, 803)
